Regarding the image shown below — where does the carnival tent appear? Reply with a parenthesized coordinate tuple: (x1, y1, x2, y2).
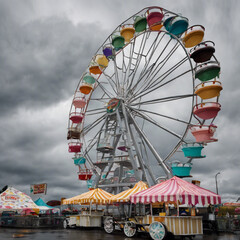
(63, 194, 85, 205)
(0, 186, 39, 211)
(130, 176, 221, 206)
(63, 188, 113, 205)
(109, 181, 148, 203)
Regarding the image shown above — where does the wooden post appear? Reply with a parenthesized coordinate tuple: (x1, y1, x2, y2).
(177, 201, 179, 216)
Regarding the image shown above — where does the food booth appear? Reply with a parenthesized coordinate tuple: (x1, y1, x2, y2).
(126, 176, 221, 239)
(62, 188, 113, 228)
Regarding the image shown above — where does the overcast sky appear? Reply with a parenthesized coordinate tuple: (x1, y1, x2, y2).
(0, 0, 239, 203)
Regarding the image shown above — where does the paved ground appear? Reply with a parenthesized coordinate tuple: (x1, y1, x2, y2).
(0, 228, 239, 240)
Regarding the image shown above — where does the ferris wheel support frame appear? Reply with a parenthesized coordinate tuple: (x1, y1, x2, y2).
(126, 107, 172, 179)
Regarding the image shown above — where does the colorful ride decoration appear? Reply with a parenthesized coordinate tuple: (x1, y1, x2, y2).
(83, 74, 96, 85)
(78, 169, 93, 181)
(182, 25, 205, 48)
(171, 162, 192, 177)
(164, 15, 189, 36)
(190, 41, 215, 63)
(120, 24, 135, 42)
(106, 98, 121, 114)
(103, 44, 114, 59)
(112, 34, 125, 50)
(67, 126, 81, 140)
(190, 125, 217, 143)
(181, 143, 205, 158)
(72, 96, 86, 109)
(146, 8, 164, 31)
(68, 141, 82, 153)
(69, 112, 84, 124)
(195, 61, 221, 82)
(89, 61, 102, 75)
(74, 156, 93, 181)
(195, 80, 222, 99)
(134, 16, 147, 32)
(95, 54, 109, 69)
(79, 83, 93, 95)
(193, 102, 221, 120)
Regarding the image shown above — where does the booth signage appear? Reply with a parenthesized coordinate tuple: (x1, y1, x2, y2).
(30, 183, 47, 195)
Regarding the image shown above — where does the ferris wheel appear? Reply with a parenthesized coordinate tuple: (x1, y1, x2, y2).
(67, 6, 222, 193)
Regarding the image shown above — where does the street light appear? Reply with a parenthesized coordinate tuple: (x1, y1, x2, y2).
(215, 172, 220, 195)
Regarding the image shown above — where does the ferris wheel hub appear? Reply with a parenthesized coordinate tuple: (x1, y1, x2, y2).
(106, 98, 121, 114)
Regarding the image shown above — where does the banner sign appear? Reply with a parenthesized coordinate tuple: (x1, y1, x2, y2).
(30, 183, 47, 195)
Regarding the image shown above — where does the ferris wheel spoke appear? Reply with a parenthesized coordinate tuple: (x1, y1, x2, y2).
(133, 31, 165, 80)
(100, 71, 118, 95)
(143, 56, 189, 92)
(126, 108, 172, 178)
(136, 37, 175, 89)
(136, 127, 157, 183)
(163, 141, 183, 163)
(129, 107, 191, 125)
(137, 42, 181, 93)
(96, 80, 115, 98)
(89, 97, 111, 101)
(130, 94, 194, 106)
(82, 114, 106, 136)
(85, 110, 106, 116)
(127, 31, 164, 92)
(127, 32, 168, 96)
(126, 31, 150, 85)
(86, 107, 106, 113)
(120, 39, 137, 87)
(129, 67, 192, 103)
(129, 107, 186, 142)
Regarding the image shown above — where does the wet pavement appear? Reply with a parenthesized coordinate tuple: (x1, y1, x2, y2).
(0, 228, 239, 240)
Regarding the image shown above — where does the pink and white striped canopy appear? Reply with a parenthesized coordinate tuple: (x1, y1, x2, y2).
(130, 176, 221, 206)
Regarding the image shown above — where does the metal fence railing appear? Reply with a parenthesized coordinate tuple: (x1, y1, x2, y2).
(0, 215, 65, 228)
(216, 216, 240, 232)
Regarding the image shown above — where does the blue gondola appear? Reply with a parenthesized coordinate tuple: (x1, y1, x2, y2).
(181, 143, 205, 158)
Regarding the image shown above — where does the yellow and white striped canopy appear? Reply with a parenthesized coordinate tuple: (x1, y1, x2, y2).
(63, 188, 113, 205)
(109, 181, 148, 204)
(62, 194, 84, 205)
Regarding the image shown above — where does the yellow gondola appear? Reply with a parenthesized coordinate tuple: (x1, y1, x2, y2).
(120, 24, 135, 42)
(195, 80, 222, 99)
(95, 54, 109, 68)
(182, 25, 205, 48)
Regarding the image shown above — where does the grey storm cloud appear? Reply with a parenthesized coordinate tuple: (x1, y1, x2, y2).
(0, 0, 239, 203)
(0, 8, 104, 115)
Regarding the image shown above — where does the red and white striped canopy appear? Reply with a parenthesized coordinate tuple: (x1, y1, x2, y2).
(130, 176, 221, 206)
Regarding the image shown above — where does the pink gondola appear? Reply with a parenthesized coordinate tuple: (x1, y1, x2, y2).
(68, 142, 82, 153)
(193, 102, 221, 120)
(69, 112, 84, 124)
(146, 8, 164, 31)
(73, 97, 86, 109)
(190, 125, 217, 143)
